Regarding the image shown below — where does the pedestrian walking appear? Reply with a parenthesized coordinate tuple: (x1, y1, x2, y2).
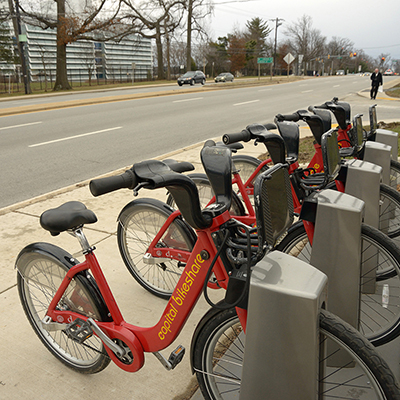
(370, 68, 383, 100)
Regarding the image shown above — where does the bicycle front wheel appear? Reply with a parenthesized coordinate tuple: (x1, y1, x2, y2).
(232, 154, 269, 186)
(17, 248, 110, 373)
(117, 199, 196, 300)
(380, 183, 400, 238)
(390, 159, 400, 192)
(276, 222, 400, 346)
(193, 307, 400, 400)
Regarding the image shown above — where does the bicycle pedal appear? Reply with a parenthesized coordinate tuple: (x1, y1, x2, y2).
(65, 318, 93, 343)
(168, 345, 185, 369)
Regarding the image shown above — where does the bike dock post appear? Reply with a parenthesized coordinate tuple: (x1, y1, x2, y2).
(342, 160, 381, 293)
(343, 159, 381, 229)
(363, 141, 394, 232)
(240, 251, 328, 400)
(363, 141, 392, 186)
(375, 129, 398, 161)
(310, 189, 365, 325)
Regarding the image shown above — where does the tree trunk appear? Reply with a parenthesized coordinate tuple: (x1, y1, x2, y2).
(53, 0, 71, 91)
(155, 25, 164, 80)
(186, 0, 192, 71)
(165, 16, 171, 80)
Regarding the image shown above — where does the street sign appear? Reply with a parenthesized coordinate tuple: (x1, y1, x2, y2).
(283, 53, 295, 65)
(258, 57, 273, 64)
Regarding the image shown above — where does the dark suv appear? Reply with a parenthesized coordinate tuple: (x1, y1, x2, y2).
(177, 71, 206, 86)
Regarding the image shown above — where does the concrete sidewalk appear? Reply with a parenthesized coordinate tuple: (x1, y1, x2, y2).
(0, 135, 277, 400)
(1, 81, 399, 399)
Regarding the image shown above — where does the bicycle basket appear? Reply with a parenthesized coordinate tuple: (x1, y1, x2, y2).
(369, 104, 378, 134)
(351, 114, 364, 152)
(254, 164, 294, 248)
(321, 129, 341, 183)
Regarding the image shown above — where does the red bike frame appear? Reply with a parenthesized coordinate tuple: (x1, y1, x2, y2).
(45, 210, 248, 373)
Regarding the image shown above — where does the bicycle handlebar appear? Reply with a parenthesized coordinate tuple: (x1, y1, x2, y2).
(222, 129, 252, 145)
(275, 113, 300, 122)
(90, 169, 137, 197)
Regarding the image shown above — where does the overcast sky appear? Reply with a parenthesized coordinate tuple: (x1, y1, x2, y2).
(207, 0, 400, 63)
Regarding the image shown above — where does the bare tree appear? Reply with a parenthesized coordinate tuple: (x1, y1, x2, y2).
(18, 0, 130, 90)
(186, 0, 213, 71)
(284, 15, 326, 73)
(122, 0, 184, 80)
(326, 36, 354, 72)
(32, 40, 53, 91)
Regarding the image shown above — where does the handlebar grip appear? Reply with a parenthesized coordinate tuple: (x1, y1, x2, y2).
(264, 122, 277, 130)
(222, 129, 251, 145)
(275, 113, 300, 122)
(90, 169, 137, 197)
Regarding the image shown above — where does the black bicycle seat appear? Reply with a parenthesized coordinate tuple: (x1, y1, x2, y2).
(40, 201, 97, 236)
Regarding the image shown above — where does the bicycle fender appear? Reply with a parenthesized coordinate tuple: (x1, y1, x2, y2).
(189, 302, 226, 373)
(16, 242, 112, 322)
(117, 198, 197, 246)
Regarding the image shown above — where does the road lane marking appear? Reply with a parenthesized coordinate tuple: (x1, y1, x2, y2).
(301, 90, 313, 93)
(233, 100, 260, 106)
(0, 121, 42, 131)
(333, 85, 340, 87)
(258, 88, 272, 92)
(173, 97, 203, 103)
(29, 126, 123, 148)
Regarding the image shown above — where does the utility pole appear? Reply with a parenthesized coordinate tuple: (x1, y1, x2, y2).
(269, 17, 284, 75)
(186, 0, 193, 71)
(9, 0, 31, 94)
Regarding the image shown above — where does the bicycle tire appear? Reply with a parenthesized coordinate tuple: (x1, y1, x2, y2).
(193, 307, 400, 400)
(390, 159, 400, 192)
(380, 183, 400, 238)
(231, 154, 269, 186)
(16, 246, 110, 373)
(117, 199, 196, 300)
(276, 222, 400, 346)
(166, 173, 245, 216)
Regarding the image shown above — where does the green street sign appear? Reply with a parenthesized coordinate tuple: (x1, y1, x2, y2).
(258, 57, 273, 64)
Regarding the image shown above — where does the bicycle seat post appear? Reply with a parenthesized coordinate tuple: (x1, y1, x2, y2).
(68, 227, 94, 254)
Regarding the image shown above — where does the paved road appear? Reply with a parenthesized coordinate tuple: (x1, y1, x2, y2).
(0, 75, 399, 209)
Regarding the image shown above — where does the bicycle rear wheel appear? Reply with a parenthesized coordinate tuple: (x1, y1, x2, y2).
(193, 307, 400, 400)
(17, 247, 110, 373)
(117, 199, 196, 300)
(276, 222, 400, 346)
(390, 159, 400, 192)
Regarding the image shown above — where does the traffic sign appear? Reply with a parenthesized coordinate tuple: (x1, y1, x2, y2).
(283, 53, 295, 65)
(258, 57, 273, 64)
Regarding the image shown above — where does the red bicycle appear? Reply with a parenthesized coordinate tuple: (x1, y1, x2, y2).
(15, 141, 400, 400)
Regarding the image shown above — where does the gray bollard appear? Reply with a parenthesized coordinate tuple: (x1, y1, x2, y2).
(240, 251, 328, 400)
(310, 190, 364, 329)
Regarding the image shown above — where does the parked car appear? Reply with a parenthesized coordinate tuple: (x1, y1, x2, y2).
(177, 71, 206, 86)
(384, 69, 394, 76)
(336, 70, 345, 75)
(215, 72, 234, 83)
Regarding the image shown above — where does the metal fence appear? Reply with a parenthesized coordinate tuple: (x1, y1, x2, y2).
(0, 66, 154, 95)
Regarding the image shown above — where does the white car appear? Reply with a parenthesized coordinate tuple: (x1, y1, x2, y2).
(336, 70, 345, 75)
(384, 69, 394, 76)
